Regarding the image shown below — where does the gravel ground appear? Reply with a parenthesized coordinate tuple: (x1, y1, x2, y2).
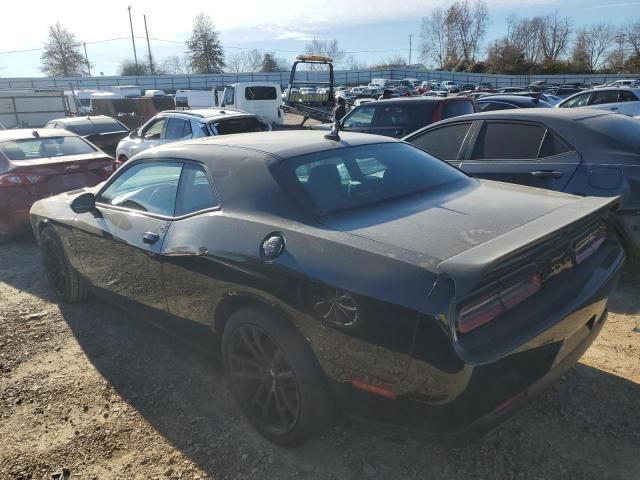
(1, 234, 639, 480)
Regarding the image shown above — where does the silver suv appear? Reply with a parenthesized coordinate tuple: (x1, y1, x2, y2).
(115, 109, 270, 166)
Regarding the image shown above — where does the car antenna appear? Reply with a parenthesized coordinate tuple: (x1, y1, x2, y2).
(32, 130, 40, 138)
(324, 121, 340, 141)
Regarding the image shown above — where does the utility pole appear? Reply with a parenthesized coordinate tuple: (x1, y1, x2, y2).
(144, 15, 154, 75)
(409, 34, 413, 65)
(127, 5, 139, 68)
(83, 42, 91, 76)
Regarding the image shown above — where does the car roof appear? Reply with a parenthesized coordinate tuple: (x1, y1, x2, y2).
(158, 109, 258, 123)
(432, 107, 613, 123)
(372, 96, 467, 105)
(143, 130, 398, 161)
(0, 128, 77, 141)
(577, 86, 640, 94)
(475, 95, 545, 105)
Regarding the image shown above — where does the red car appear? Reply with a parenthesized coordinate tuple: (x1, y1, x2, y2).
(0, 128, 115, 242)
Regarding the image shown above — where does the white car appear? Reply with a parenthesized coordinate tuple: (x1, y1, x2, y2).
(597, 79, 640, 88)
(441, 81, 461, 93)
(556, 87, 640, 116)
(115, 110, 270, 165)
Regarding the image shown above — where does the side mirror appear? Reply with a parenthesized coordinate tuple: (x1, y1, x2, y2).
(71, 192, 96, 214)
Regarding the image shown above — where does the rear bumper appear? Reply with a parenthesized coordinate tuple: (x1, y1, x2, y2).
(332, 239, 625, 443)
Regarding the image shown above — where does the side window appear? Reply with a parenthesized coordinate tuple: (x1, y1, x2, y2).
(538, 130, 574, 158)
(183, 120, 192, 138)
(471, 123, 545, 160)
(192, 121, 208, 138)
(560, 93, 590, 108)
(375, 105, 410, 126)
(590, 90, 619, 105)
(619, 90, 639, 102)
(224, 87, 235, 106)
(164, 118, 188, 140)
(409, 123, 472, 161)
(441, 100, 474, 119)
(98, 162, 182, 216)
(175, 164, 218, 216)
(342, 106, 375, 128)
(142, 118, 166, 139)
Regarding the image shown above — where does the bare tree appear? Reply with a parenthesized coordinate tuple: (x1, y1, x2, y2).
(507, 15, 544, 65)
(420, 8, 449, 69)
(304, 38, 345, 68)
(260, 52, 288, 72)
(226, 49, 263, 73)
(539, 12, 571, 64)
(187, 13, 225, 74)
(161, 55, 193, 74)
(445, 0, 489, 65)
(344, 54, 367, 70)
(40, 23, 88, 77)
(572, 23, 615, 73)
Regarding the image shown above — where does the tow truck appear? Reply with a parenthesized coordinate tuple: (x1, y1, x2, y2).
(281, 55, 335, 125)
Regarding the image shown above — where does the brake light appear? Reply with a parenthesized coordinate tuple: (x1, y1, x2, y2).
(458, 272, 541, 334)
(574, 228, 607, 265)
(0, 172, 45, 187)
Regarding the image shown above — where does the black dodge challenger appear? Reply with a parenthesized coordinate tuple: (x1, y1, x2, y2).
(29, 131, 625, 445)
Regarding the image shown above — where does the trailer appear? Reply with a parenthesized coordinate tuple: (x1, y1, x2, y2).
(0, 89, 69, 128)
(282, 55, 335, 125)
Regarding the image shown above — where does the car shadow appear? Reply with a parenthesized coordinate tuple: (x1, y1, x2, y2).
(54, 296, 640, 479)
(3, 235, 639, 478)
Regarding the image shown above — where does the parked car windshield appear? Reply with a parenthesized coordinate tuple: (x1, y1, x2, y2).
(0, 136, 96, 160)
(281, 142, 470, 215)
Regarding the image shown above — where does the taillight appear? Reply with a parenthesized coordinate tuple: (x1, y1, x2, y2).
(458, 272, 541, 334)
(0, 172, 45, 187)
(574, 227, 607, 265)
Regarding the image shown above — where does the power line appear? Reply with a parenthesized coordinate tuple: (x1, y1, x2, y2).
(0, 37, 131, 56)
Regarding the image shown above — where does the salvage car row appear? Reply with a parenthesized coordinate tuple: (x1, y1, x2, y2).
(0, 92, 636, 447)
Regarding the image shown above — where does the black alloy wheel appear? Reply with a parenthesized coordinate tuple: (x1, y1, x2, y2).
(227, 324, 300, 435)
(222, 306, 333, 445)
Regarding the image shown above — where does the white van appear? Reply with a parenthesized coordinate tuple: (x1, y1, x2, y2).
(216, 82, 283, 125)
(174, 90, 214, 109)
(109, 85, 142, 98)
(144, 89, 166, 97)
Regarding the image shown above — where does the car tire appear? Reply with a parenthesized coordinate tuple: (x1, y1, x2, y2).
(40, 227, 87, 303)
(222, 305, 334, 446)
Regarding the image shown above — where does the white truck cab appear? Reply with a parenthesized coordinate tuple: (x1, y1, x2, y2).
(215, 82, 283, 125)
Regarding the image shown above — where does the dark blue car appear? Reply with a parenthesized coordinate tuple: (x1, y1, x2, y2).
(404, 109, 640, 261)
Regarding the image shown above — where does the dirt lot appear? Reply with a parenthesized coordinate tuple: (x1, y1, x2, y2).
(0, 235, 639, 480)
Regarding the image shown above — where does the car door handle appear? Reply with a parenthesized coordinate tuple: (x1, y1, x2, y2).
(610, 106, 619, 111)
(143, 232, 160, 245)
(530, 170, 564, 179)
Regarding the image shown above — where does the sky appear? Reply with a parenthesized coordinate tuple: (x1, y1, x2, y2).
(0, 0, 636, 77)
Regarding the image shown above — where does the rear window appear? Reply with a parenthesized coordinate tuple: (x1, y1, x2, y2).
(245, 86, 277, 100)
(441, 100, 474, 119)
(0, 136, 96, 160)
(64, 118, 127, 136)
(212, 117, 268, 135)
(278, 143, 469, 215)
(579, 114, 640, 150)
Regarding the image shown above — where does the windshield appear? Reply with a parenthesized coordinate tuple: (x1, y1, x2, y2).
(0, 136, 96, 160)
(278, 142, 469, 215)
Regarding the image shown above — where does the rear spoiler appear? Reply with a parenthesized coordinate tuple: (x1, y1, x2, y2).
(437, 195, 620, 298)
(83, 130, 129, 140)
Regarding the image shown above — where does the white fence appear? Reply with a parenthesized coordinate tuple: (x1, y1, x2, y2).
(0, 69, 637, 92)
